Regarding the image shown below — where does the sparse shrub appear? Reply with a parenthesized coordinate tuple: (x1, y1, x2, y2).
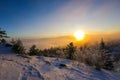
(47, 47, 59, 57)
(40, 47, 64, 58)
(75, 40, 114, 71)
(12, 39, 26, 54)
(28, 45, 40, 56)
(56, 48, 67, 58)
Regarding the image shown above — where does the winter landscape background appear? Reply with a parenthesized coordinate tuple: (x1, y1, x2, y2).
(0, 0, 120, 80)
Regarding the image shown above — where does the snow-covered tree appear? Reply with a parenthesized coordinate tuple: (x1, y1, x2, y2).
(100, 38, 105, 50)
(99, 39, 114, 70)
(0, 28, 8, 43)
(12, 39, 26, 54)
(28, 45, 39, 56)
(66, 42, 76, 60)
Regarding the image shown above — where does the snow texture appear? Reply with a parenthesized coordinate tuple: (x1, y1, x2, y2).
(0, 45, 120, 80)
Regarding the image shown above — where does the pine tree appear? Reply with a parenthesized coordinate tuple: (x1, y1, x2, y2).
(28, 45, 39, 56)
(66, 42, 76, 60)
(103, 53, 114, 70)
(99, 38, 114, 70)
(0, 28, 8, 43)
(12, 39, 25, 54)
(100, 38, 105, 50)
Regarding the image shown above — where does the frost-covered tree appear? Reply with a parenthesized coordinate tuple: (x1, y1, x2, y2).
(103, 53, 114, 70)
(12, 39, 26, 54)
(66, 42, 76, 60)
(100, 38, 105, 50)
(0, 28, 8, 43)
(28, 45, 39, 56)
(99, 39, 114, 70)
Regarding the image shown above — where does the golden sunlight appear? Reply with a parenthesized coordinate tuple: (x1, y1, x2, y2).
(74, 30, 85, 41)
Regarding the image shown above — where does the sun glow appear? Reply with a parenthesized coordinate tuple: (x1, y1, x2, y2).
(74, 30, 85, 41)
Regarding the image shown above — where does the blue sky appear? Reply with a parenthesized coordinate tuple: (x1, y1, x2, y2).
(0, 0, 120, 38)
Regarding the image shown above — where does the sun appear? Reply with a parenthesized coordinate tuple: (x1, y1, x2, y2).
(74, 30, 85, 41)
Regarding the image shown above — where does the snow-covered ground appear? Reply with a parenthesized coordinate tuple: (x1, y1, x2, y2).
(0, 45, 120, 80)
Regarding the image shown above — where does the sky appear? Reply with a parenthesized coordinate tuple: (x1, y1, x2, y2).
(0, 0, 120, 38)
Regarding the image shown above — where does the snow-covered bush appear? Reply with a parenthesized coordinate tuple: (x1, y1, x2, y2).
(40, 47, 63, 57)
(75, 48, 103, 70)
(56, 48, 67, 58)
(75, 41, 114, 71)
(37, 40, 114, 71)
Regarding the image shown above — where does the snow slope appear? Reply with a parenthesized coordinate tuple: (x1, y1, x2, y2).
(0, 45, 120, 80)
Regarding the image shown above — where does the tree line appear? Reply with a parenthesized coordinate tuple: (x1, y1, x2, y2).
(10, 38, 114, 71)
(0, 28, 118, 71)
